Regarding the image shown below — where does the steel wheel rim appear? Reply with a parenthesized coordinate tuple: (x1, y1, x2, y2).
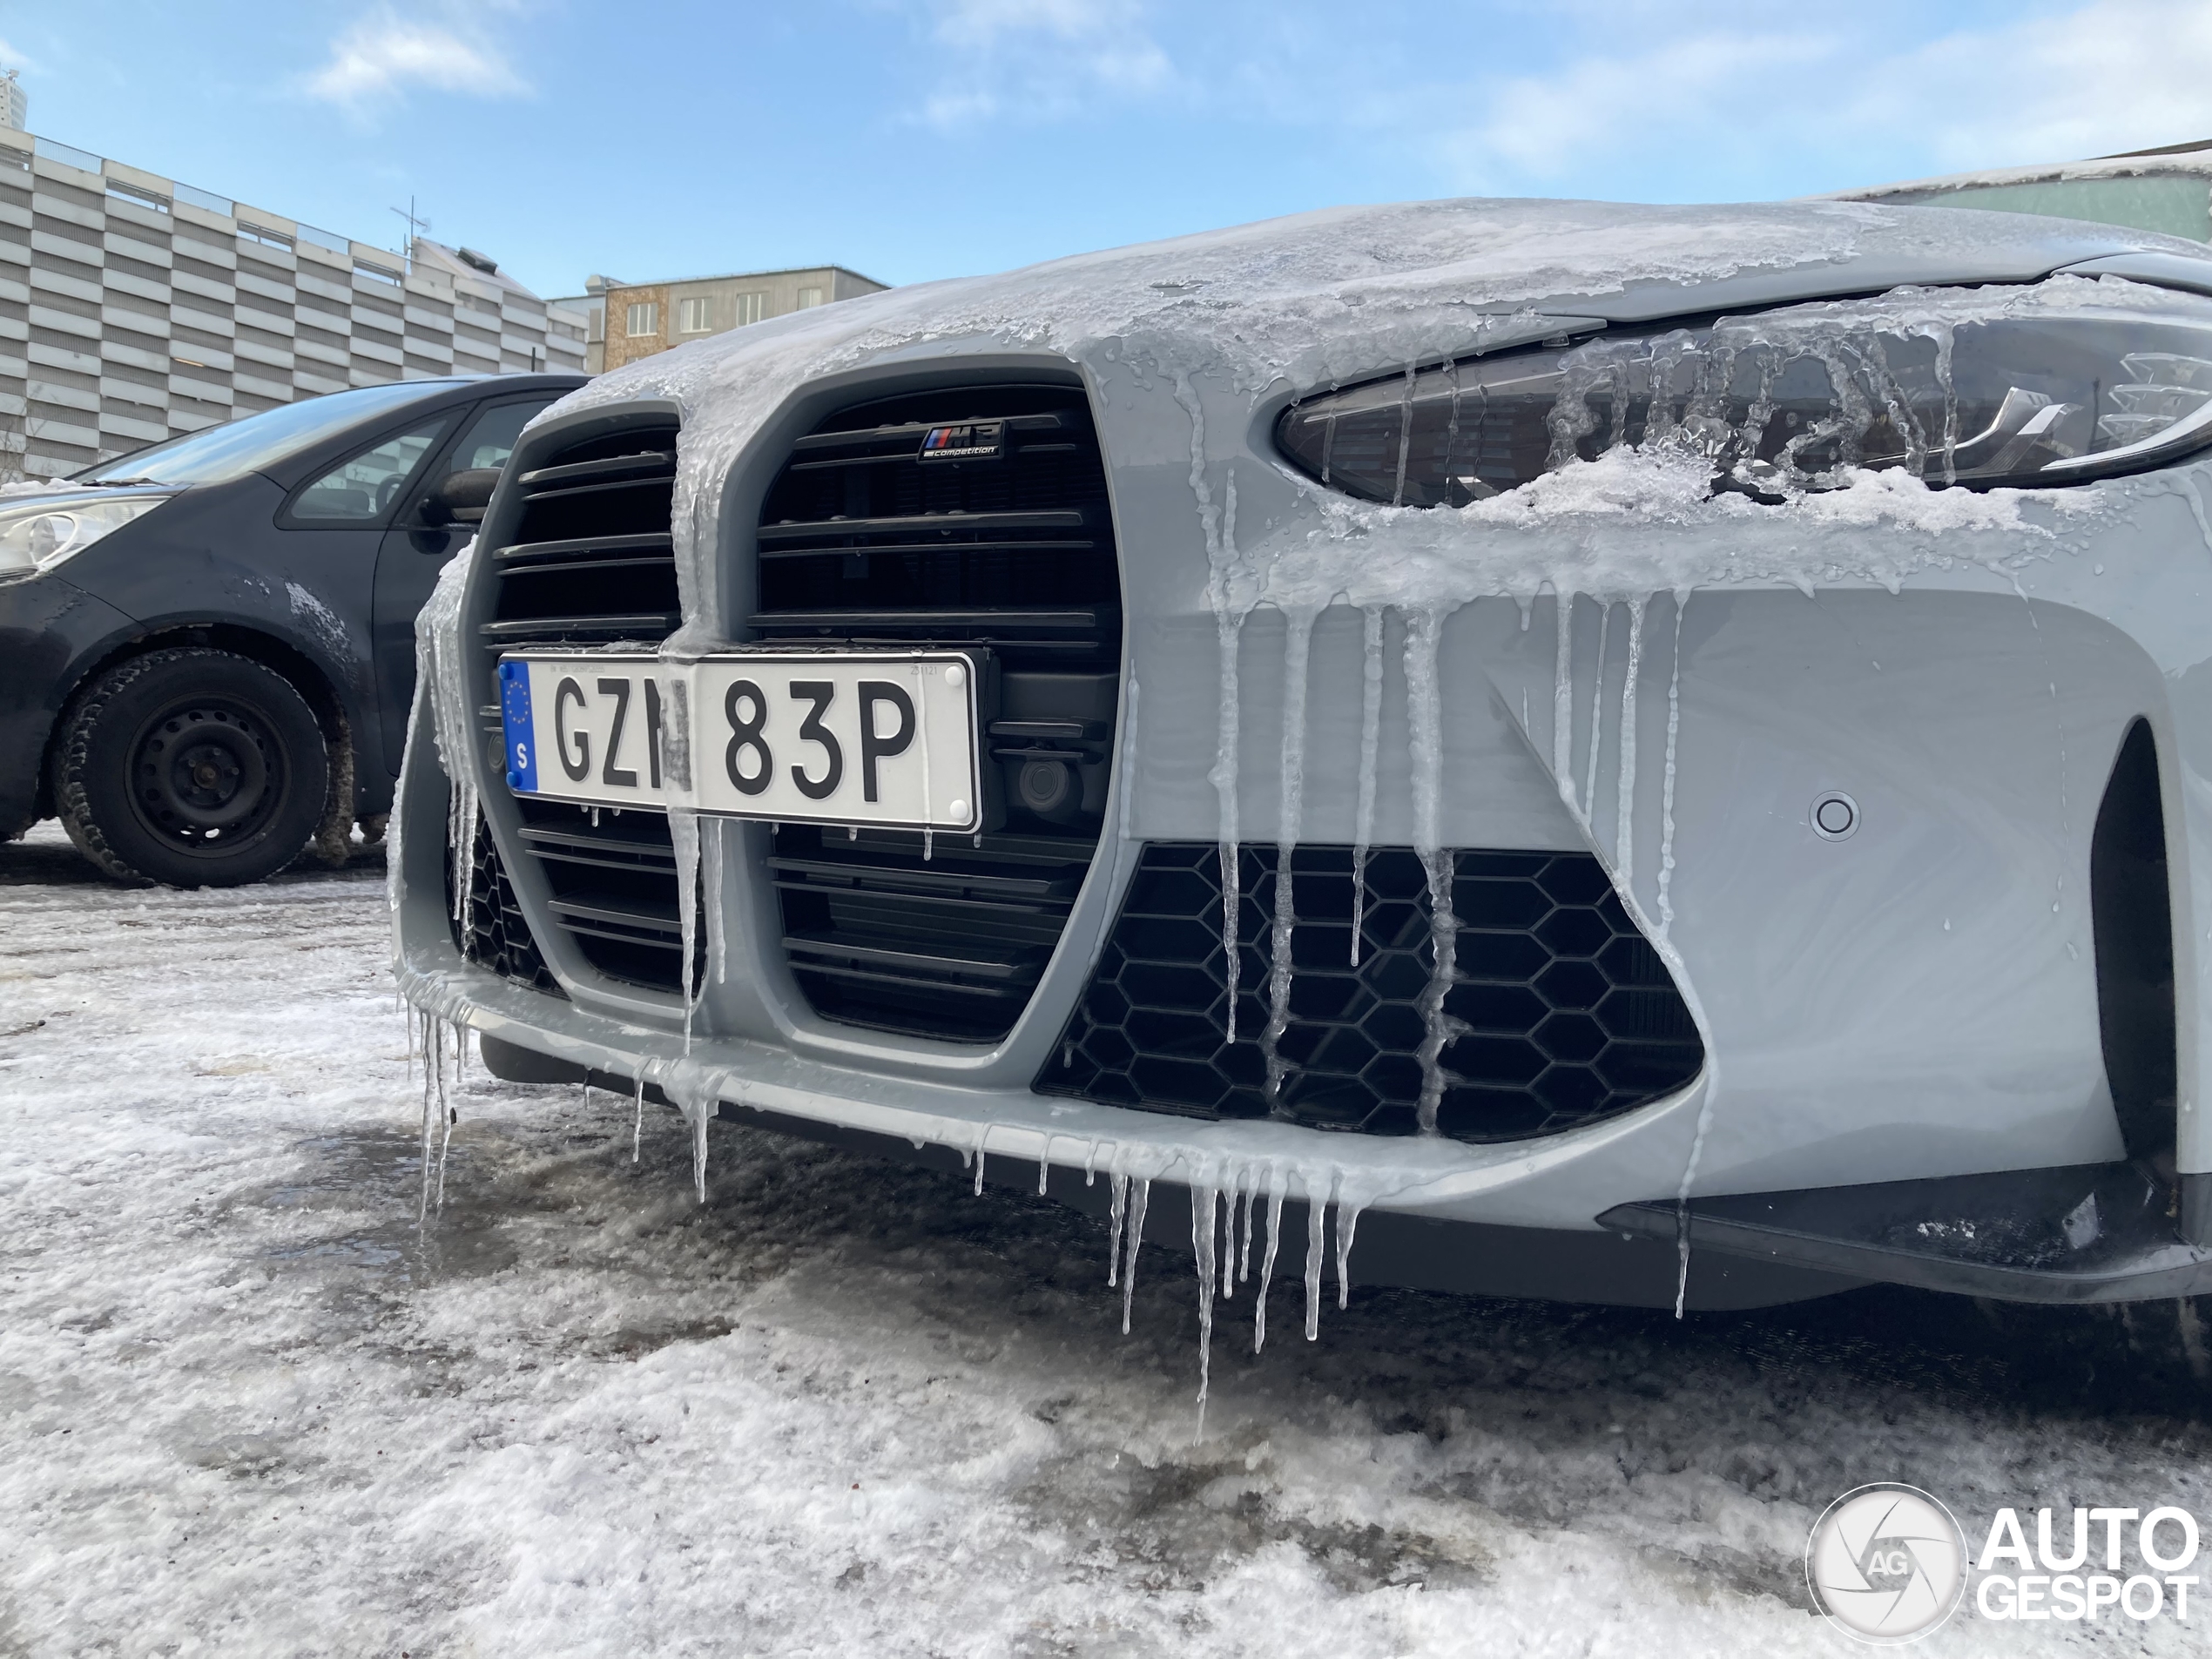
(128, 697, 286, 853)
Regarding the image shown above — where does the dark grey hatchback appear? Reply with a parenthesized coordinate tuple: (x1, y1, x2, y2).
(0, 374, 583, 886)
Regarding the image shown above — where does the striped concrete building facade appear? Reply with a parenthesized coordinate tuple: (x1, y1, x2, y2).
(0, 130, 589, 481)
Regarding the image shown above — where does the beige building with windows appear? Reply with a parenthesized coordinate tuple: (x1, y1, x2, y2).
(583, 265, 886, 373)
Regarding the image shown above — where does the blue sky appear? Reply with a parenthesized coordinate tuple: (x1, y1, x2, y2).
(5, 0, 2208, 301)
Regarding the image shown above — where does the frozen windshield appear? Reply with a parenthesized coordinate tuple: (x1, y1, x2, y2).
(76, 381, 463, 488)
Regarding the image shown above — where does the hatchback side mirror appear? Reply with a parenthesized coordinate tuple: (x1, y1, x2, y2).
(421, 467, 502, 526)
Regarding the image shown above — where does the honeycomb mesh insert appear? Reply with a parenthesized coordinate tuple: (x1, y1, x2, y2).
(448, 815, 565, 998)
(1035, 842, 1702, 1143)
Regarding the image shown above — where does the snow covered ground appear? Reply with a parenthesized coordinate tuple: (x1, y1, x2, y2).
(3, 820, 2209, 1656)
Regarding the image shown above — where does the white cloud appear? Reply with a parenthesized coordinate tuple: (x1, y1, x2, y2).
(1436, 29, 1836, 189)
(0, 36, 36, 73)
(1425, 0, 2212, 197)
(305, 10, 529, 107)
(917, 0, 1171, 126)
(1851, 0, 2212, 176)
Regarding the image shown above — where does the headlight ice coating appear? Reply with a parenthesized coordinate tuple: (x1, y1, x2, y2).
(0, 492, 172, 578)
(1275, 277, 2212, 504)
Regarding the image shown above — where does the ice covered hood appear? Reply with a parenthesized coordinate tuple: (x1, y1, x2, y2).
(543, 195, 2212, 649)
(563, 195, 2209, 421)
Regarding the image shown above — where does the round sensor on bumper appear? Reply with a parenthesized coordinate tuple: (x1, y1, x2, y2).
(1811, 792, 1858, 840)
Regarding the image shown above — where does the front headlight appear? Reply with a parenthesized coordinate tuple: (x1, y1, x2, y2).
(0, 492, 173, 579)
(1275, 276, 2212, 504)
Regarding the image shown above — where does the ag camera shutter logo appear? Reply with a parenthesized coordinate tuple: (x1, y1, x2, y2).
(1806, 1484, 1968, 1644)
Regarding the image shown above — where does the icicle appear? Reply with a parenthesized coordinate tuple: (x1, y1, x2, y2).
(1413, 848, 1459, 1137)
(1302, 1176, 1330, 1341)
(631, 1072, 644, 1163)
(1171, 369, 1246, 1044)
(1238, 1178, 1255, 1284)
(972, 1139, 987, 1197)
(670, 809, 701, 1051)
(703, 825, 728, 985)
(1552, 591, 1581, 824)
(1121, 1177, 1151, 1335)
(416, 1009, 437, 1223)
(435, 1019, 462, 1211)
(1657, 597, 1686, 940)
(1351, 605, 1384, 965)
(691, 1098, 709, 1204)
(1405, 607, 1458, 1136)
(1107, 1170, 1129, 1287)
(1581, 602, 1610, 815)
(1037, 1149, 1049, 1197)
(1390, 360, 1416, 505)
(1262, 606, 1319, 1104)
(1190, 1181, 1219, 1414)
(1116, 677, 1141, 847)
(1934, 321, 1959, 484)
(1255, 1165, 1285, 1353)
(1217, 1165, 1238, 1301)
(1333, 1192, 1364, 1312)
(1614, 597, 1647, 880)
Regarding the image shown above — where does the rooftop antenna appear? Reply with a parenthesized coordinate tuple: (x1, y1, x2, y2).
(390, 197, 431, 271)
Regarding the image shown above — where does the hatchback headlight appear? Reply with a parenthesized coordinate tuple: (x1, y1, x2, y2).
(0, 492, 172, 579)
(1276, 278, 2212, 504)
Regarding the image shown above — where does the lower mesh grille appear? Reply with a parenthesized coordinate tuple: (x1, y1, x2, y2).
(447, 815, 564, 997)
(1035, 842, 1703, 1143)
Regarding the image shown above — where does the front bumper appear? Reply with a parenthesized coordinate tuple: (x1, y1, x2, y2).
(394, 360, 2212, 1309)
(0, 575, 138, 838)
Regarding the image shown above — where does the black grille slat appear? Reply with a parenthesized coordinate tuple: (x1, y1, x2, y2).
(496, 531, 675, 565)
(516, 449, 676, 489)
(1038, 842, 1705, 1144)
(757, 539, 1097, 561)
(758, 509, 1088, 543)
(484, 417, 690, 993)
(479, 613, 683, 640)
(755, 381, 1120, 1043)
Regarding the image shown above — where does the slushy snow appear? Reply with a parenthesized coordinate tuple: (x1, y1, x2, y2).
(13, 826, 2212, 1653)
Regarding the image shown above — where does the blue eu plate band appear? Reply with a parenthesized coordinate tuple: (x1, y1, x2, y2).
(499, 659, 537, 792)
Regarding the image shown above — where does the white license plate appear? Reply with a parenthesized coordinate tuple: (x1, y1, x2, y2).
(497, 651, 983, 832)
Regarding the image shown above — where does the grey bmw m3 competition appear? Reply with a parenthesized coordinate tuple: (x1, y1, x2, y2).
(390, 196, 2212, 1337)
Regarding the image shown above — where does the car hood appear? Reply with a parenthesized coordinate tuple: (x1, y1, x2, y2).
(542, 197, 2212, 633)
(556, 193, 2212, 459)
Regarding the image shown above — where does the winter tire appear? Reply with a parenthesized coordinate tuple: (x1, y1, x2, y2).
(51, 646, 331, 888)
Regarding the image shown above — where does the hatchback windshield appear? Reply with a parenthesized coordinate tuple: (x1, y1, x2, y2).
(76, 381, 464, 489)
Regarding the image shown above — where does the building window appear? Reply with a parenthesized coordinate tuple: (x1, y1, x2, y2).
(625, 301, 659, 337)
(678, 296, 714, 334)
(795, 287, 825, 309)
(733, 292, 767, 327)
